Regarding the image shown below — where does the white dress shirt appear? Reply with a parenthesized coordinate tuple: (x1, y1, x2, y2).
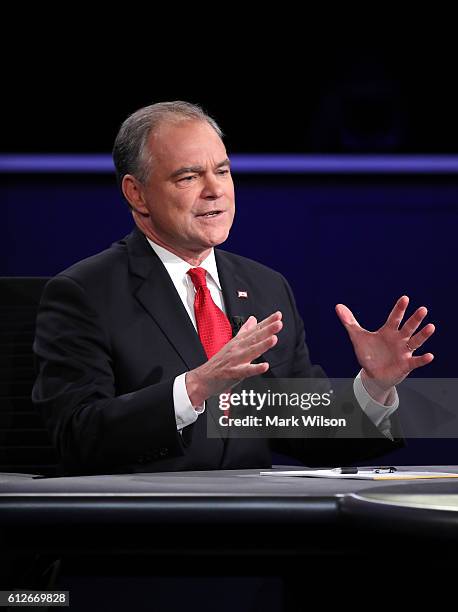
(146, 238, 398, 438)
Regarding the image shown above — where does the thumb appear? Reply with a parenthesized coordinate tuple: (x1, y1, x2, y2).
(335, 304, 361, 329)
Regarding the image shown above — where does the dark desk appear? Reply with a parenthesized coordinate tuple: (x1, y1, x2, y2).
(2, 467, 458, 610)
(1, 465, 458, 555)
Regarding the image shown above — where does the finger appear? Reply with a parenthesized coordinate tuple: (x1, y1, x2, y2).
(243, 333, 279, 363)
(401, 306, 428, 338)
(409, 353, 434, 370)
(237, 316, 258, 335)
(384, 295, 409, 330)
(256, 311, 282, 331)
(335, 304, 361, 328)
(407, 323, 435, 351)
(237, 362, 270, 379)
(237, 312, 281, 338)
(238, 319, 283, 349)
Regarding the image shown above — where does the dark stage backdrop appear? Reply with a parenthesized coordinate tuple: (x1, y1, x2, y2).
(2, 167, 457, 464)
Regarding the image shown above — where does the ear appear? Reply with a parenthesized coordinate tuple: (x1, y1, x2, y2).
(122, 175, 150, 216)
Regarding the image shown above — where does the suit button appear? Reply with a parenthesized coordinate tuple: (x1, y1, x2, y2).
(159, 448, 168, 457)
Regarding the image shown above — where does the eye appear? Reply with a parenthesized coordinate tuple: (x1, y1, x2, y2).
(217, 169, 230, 176)
(178, 175, 197, 183)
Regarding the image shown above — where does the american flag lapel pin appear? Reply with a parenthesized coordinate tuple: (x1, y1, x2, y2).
(237, 290, 248, 299)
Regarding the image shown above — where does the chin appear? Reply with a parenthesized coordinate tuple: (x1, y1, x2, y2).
(200, 225, 231, 247)
(208, 230, 230, 247)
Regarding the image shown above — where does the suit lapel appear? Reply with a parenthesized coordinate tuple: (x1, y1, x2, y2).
(215, 249, 256, 332)
(216, 249, 274, 369)
(127, 228, 207, 371)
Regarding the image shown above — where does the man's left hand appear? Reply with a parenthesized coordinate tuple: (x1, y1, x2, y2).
(336, 295, 435, 400)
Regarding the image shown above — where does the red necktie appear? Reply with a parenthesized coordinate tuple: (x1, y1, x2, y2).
(187, 267, 233, 419)
(187, 267, 233, 359)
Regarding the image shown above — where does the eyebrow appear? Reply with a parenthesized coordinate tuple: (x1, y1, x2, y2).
(169, 158, 231, 179)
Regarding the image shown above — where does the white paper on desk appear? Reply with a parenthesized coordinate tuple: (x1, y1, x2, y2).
(259, 470, 458, 480)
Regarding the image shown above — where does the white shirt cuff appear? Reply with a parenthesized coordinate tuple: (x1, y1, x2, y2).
(173, 372, 205, 431)
(353, 370, 399, 429)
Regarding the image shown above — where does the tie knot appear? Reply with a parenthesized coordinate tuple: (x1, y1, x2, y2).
(187, 267, 208, 289)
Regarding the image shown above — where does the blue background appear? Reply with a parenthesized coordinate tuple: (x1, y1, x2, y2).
(2, 170, 457, 464)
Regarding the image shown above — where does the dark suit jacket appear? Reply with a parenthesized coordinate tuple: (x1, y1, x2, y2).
(32, 228, 401, 475)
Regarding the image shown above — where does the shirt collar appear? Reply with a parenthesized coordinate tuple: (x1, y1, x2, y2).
(145, 237, 222, 290)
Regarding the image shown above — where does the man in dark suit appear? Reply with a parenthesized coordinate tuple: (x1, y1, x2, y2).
(32, 101, 436, 475)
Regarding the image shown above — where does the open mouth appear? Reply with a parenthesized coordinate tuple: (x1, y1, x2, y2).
(196, 210, 223, 218)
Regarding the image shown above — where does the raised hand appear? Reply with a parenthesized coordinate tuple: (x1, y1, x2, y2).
(336, 296, 435, 393)
(186, 311, 283, 406)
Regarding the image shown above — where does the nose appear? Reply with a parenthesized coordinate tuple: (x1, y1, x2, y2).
(201, 173, 224, 200)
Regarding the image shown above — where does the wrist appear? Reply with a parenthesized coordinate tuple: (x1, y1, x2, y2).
(186, 368, 209, 408)
(360, 369, 393, 405)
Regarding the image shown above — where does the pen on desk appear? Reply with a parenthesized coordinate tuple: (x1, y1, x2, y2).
(373, 467, 397, 474)
(333, 467, 397, 474)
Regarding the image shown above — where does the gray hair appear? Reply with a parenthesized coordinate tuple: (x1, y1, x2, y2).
(112, 101, 223, 189)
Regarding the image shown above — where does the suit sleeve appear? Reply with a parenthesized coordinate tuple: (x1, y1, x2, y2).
(32, 275, 184, 474)
(270, 275, 404, 466)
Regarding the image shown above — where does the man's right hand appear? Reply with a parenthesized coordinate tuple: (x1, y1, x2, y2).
(185, 311, 283, 407)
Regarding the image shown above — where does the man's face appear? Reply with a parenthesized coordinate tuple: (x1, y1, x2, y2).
(136, 120, 235, 258)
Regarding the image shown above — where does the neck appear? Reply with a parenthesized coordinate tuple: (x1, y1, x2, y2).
(135, 219, 212, 266)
